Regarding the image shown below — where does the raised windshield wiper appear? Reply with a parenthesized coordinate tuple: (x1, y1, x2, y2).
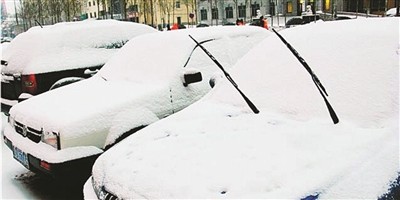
(272, 28, 339, 124)
(189, 35, 259, 114)
(35, 19, 43, 28)
(183, 38, 215, 68)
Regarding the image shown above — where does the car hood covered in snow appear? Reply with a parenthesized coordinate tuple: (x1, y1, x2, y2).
(1, 19, 157, 75)
(90, 18, 399, 199)
(9, 77, 164, 148)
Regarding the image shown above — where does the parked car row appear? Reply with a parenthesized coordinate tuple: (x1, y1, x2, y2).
(2, 20, 270, 182)
(2, 17, 399, 199)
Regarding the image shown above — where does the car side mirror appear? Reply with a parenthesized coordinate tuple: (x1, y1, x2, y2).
(1, 60, 8, 66)
(209, 72, 224, 88)
(182, 70, 202, 87)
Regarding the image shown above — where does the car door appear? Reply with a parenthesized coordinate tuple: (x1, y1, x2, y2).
(168, 39, 224, 114)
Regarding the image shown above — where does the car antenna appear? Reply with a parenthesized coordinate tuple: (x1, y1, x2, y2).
(272, 28, 339, 124)
(188, 35, 259, 114)
(35, 19, 43, 28)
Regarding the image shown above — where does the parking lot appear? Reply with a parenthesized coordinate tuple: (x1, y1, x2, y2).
(2, 16, 400, 199)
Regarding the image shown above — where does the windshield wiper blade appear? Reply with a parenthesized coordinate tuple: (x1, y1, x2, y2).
(189, 35, 259, 114)
(272, 28, 339, 124)
(183, 38, 215, 68)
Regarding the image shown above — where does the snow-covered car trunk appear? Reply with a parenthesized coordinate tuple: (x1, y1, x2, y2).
(85, 18, 399, 199)
(3, 26, 270, 181)
(1, 20, 157, 114)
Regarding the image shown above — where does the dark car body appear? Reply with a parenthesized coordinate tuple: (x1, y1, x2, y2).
(1, 66, 101, 113)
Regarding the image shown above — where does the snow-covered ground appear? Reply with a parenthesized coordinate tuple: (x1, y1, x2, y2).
(2, 17, 399, 199)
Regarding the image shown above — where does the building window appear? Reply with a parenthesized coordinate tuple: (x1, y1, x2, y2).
(128, 4, 139, 12)
(238, 5, 246, 18)
(90, 12, 93, 18)
(225, 6, 233, 19)
(89, 2, 91, 7)
(128, 4, 139, 16)
(212, 8, 218, 19)
(94, 12, 97, 18)
(200, 9, 207, 20)
(325, 0, 330, 10)
(176, 1, 180, 9)
(370, 0, 385, 12)
(93, 1, 96, 6)
(287, 2, 293, 13)
(251, 3, 260, 17)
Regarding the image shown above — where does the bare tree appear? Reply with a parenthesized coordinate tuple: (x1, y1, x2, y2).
(182, 0, 189, 25)
(47, 0, 62, 23)
(119, 0, 127, 20)
(140, 0, 156, 26)
(168, 0, 175, 24)
(61, 0, 71, 21)
(150, 0, 154, 25)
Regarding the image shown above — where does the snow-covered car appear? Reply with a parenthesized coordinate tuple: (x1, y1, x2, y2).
(3, 26, 270, 181)
(1, 19, 158, 115)
(85, 18, 399, 199)
(386, 7, 398, 16)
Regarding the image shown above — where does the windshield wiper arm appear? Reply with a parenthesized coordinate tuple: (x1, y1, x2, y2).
(189, 35, 259, 114)
(183, 38, 215, 68)
(272, 28, 339, 124)
(35, 19, 43, 28)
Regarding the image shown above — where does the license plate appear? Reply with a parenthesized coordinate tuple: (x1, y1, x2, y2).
(13, 146, 29, 169)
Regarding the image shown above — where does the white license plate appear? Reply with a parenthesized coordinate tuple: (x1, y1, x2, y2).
(13, 146, 29, 169)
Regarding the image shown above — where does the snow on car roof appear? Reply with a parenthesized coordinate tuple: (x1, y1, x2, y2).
(98, 25, 270, 83)
(1, 19, 158, 74)
(386, 7, 398, 16)
(91, 18, 399, 199)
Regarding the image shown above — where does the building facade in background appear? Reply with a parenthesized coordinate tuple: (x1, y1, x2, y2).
(1, 0, 399, 37)
(84, 0, 398, 27)
(197, 0, 398, 25)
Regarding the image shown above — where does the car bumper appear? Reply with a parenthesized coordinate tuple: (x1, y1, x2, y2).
(3, 123, 103, 180)
(83, 176, 98, 200)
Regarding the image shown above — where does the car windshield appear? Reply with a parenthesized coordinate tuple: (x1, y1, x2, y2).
(98, 26, 270, 84)
(98, 31, 193, 84)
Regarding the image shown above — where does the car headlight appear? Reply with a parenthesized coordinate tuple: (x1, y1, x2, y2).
(41, 130, 60, 150)
(92, 177, 103, 199)
(92, 176, 119, 200)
